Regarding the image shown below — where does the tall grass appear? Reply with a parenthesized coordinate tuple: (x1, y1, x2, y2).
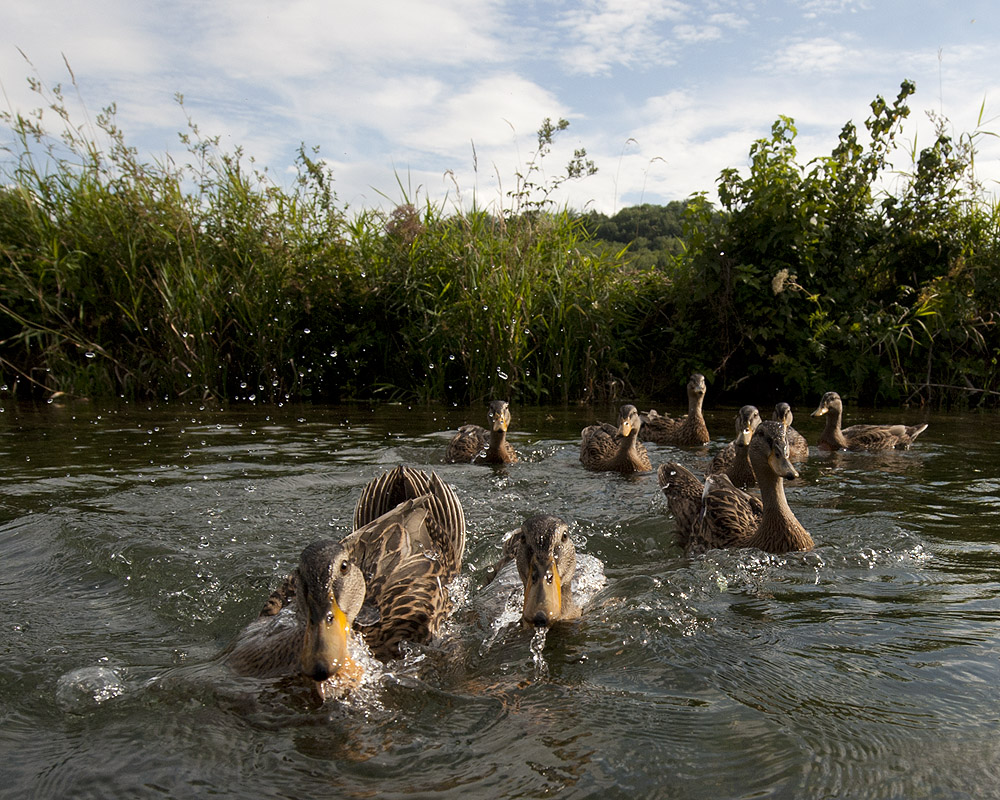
(3, 72, 999, 408)
(0, 74, 638, 405)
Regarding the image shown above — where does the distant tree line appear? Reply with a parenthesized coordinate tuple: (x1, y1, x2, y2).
(1, 78, 997, 408)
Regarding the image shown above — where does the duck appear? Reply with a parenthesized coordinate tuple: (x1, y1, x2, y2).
(579, 404, 652, 473)
(811, 391, 928, 452)
(491, 515, 581, 627)
(772, 402, 809, 461)
(657, 460, 705, 550)
(687, 421, 814, 555)
(224, 465, 466, 700)
(709, 405, 761, 488)
(445, 400, 518, 464)
(640, 373, 710, 446)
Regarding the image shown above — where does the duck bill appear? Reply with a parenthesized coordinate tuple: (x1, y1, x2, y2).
(300, 601, 352, 684)
(620, 418, 634, 437)
(522, 562, 562, 627)
(739, 426, 754, 445)
(811, 403, 828, 418)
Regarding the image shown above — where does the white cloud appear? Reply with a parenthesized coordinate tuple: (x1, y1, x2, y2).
(2, 0, 998, 218)
(673, 24, 724, 44)
(767, 37, 866, 75)
(557, 0, 688, 74)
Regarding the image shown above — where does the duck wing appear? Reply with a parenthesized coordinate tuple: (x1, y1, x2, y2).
(786, 426, 809, 460)
(658, 462, 704, 548)
(709, 441, 736, 474)
(639, 410, 682, 444)
(689, 474, 763, 553)
(579, 421, 619, 470)
(346, 467, 466, 658)
(841, 423, 919, 452)
(445, 423, 489, 463)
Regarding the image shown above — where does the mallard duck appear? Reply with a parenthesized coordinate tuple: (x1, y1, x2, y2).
(687, 421, 814, 554)
(224, 466, 466, 700)
(492, 515, 581, 627)
(772, 402, 809, 461)
(579, 404, 652, 473)
(445, 400, 518, 464)
(709, 405, 761, 488)
(811, 391, 928, 452)
(657, 460, 705, 550)
(658, 405, 760, 547)
(640, 373, 710, 446)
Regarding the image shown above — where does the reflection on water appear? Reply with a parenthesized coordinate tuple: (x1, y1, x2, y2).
(1, 400, 999, 798)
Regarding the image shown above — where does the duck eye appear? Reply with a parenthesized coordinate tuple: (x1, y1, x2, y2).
(561, 533, 568, 543)
(339, 560, 350, 574)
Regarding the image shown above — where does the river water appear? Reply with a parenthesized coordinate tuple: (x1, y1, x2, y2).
(1, 399, 998, 798)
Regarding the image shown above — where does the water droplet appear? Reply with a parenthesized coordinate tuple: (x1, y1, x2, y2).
(84, 351, 95, 359)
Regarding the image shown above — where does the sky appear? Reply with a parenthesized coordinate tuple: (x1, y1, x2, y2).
(2, 0, 998, 216)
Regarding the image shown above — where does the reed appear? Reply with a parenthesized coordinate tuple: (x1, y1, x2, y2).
(3, 73, 999, 408)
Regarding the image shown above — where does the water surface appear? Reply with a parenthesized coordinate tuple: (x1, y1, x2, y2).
(1, 400, 998, 799)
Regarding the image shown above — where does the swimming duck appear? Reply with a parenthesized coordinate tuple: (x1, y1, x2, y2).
(445, 400, 518, 464)
(772, 402, 809, 461)
(492, 515, 580, 627)
(811, 391, 928, 452)
(225, 465, 466, 700)
(580, 404, 652, 473)
(657, 405, 760, 548)
(688, 421, 814, 554)
(657, 460, 705, 550)
(640, 373, 710, 446)
(709, 405, 761, 488)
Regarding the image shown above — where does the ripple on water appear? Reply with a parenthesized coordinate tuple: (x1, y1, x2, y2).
(3, 405, 1000, 799)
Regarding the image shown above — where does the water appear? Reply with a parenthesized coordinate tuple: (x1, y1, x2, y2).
(1, 400, 999, 798)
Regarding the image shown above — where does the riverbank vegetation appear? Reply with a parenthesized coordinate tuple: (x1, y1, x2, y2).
(2, 77, 998, 407)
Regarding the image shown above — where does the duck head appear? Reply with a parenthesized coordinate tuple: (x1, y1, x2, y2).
(510, 515, 578, 628)
(750, 421, 799, 480)
(617, 404, 641, 437)
(294, 540, 366, 684)
(735, 405, 762, 446)
(488, 400, 511, 432)
(811, 391, 842, 418)
(688, 373, 707, 399)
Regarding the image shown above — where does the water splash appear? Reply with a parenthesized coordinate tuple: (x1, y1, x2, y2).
(529, 627, 549, 680)
(56, 665, 126, 713)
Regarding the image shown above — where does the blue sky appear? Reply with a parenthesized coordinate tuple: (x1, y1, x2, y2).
(3, 0, 998, 215)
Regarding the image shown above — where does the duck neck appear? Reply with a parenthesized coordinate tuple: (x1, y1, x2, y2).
(485, 426, 507, 461)
(683, 393, 709, 443)
(749, 472, 813, 553)
(614, 427, 645, 470)
(619, 426, 638, 450)
(688, 392, 703, 417)
(822, 406, 847, 450)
